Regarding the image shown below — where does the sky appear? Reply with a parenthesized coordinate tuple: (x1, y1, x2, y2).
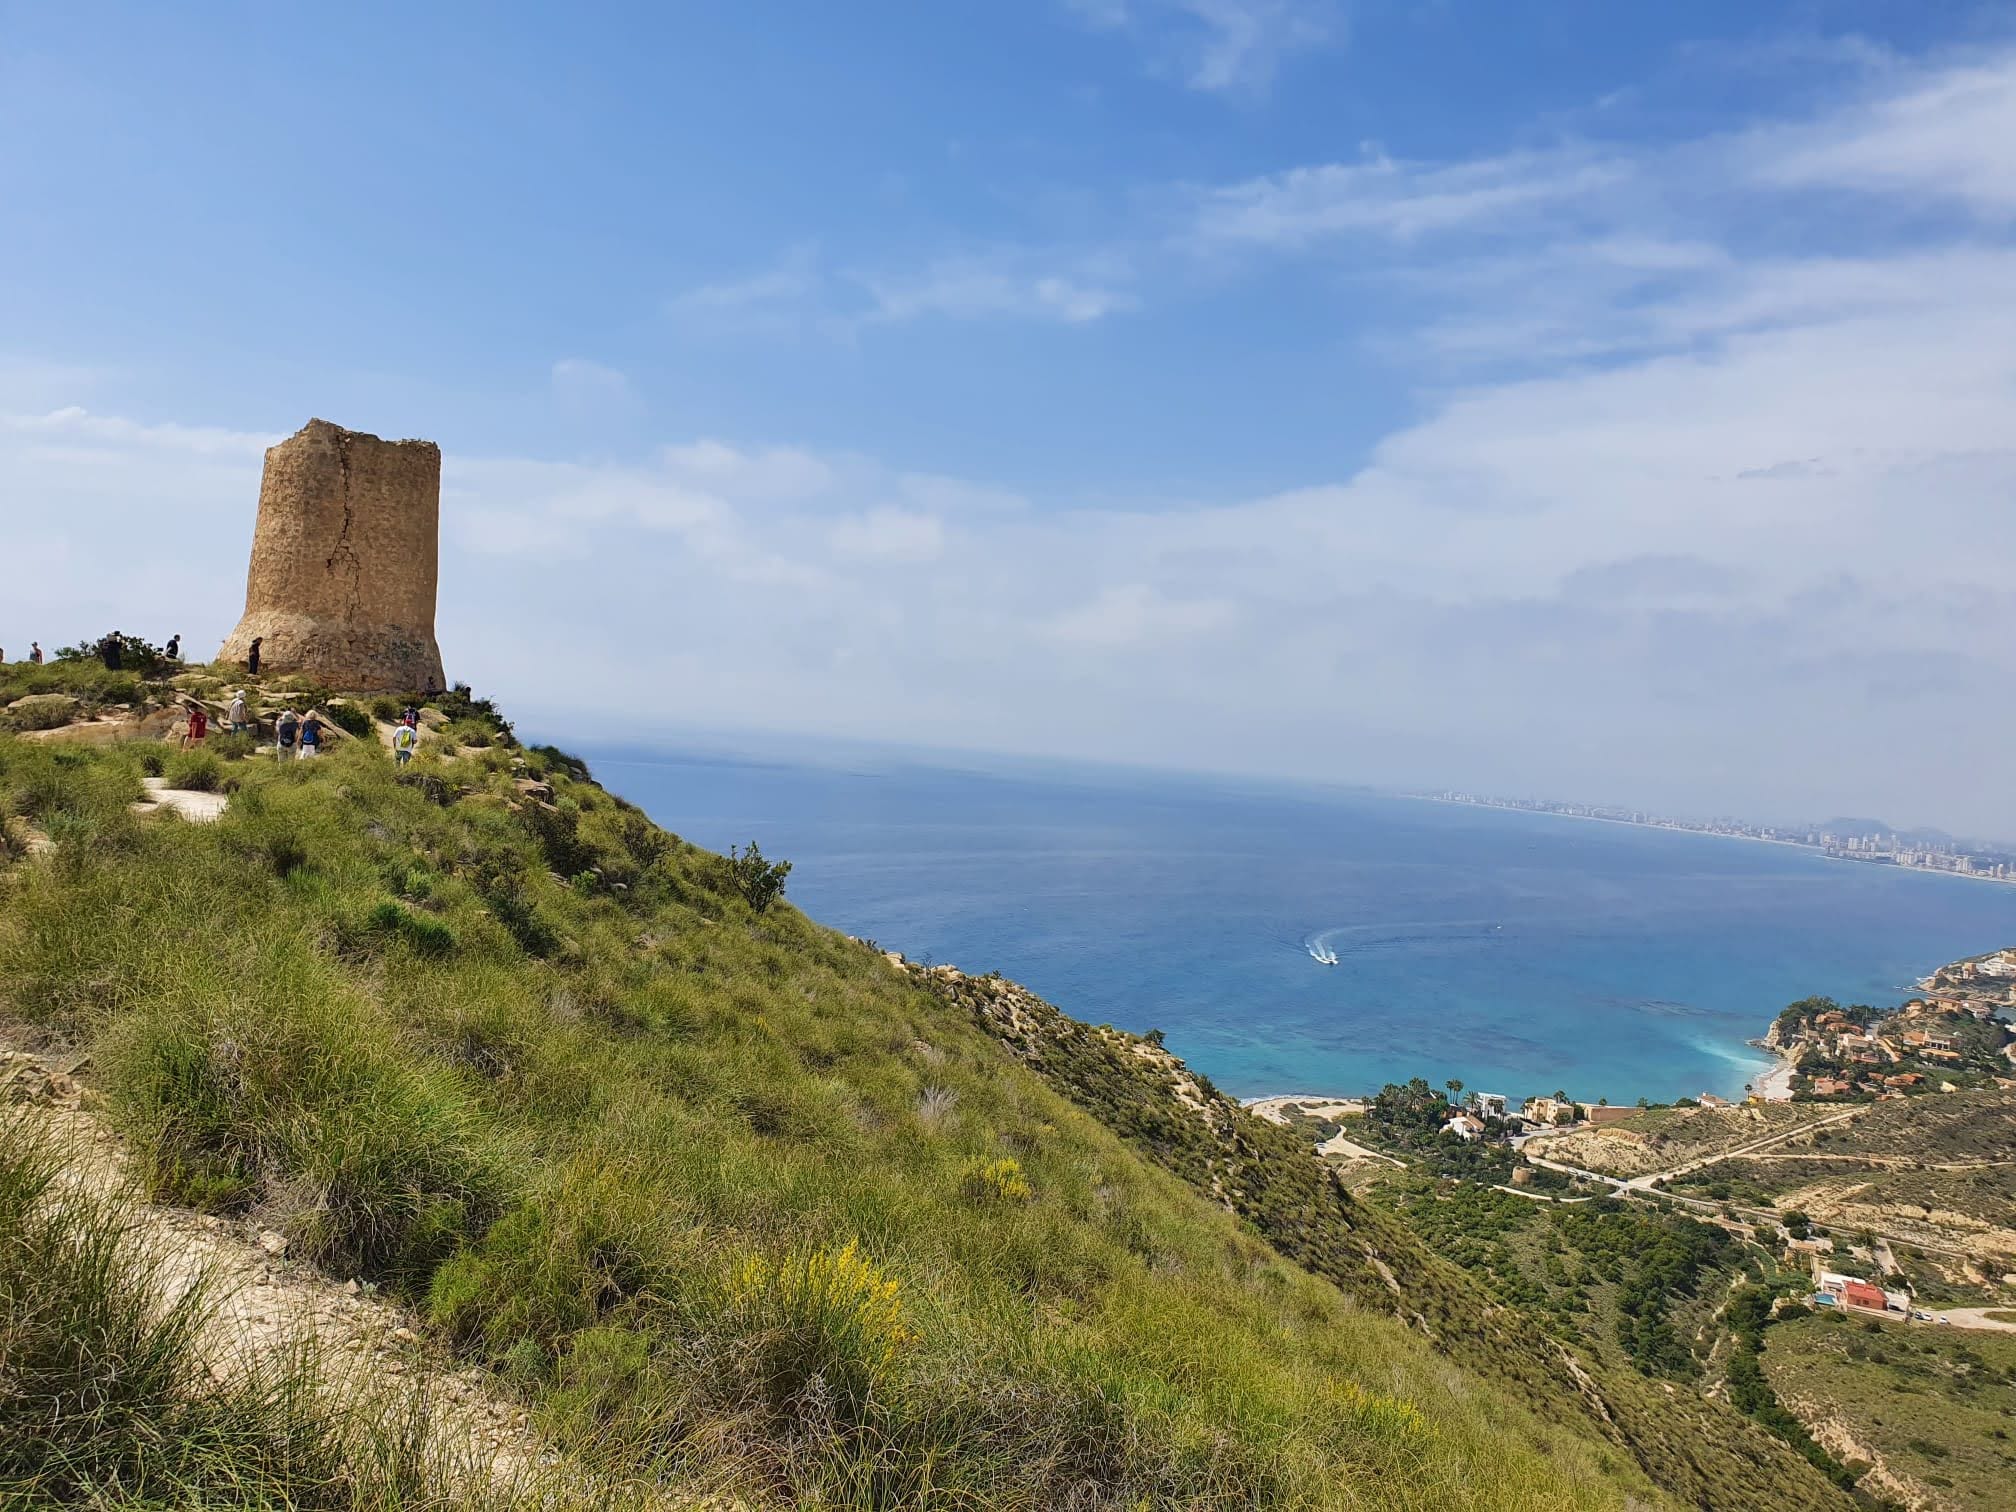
(4, 1, 2015, 835)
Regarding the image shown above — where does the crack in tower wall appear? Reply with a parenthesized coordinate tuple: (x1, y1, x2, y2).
(218, 419, 446, 692)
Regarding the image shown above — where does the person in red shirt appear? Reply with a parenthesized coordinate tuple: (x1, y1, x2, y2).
(181, 702, 209, 748)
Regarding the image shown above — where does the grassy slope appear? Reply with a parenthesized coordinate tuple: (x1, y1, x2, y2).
(0, 685, 1656, 1509)
(0, 1117, 531, 1510)
(916, 968, 1856, 1511)
(1762, 1313, 2016, 1508)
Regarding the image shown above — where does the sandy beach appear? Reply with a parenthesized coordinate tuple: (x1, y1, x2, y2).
(1751, 1056, 1797, 1102)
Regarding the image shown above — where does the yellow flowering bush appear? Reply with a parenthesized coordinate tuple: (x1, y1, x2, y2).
(1332, 1379, 1427, 1444)
(958, 1156, 1034, 1204)
(723, 1238, 916, 1412)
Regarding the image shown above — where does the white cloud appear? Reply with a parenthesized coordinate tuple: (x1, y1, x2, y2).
(13, 47, 2016, 831)
(2, 405, 273, 457)
(10, 266, 2016, 828)
(1043, 583, 1235, 647)
(857, 255, 1134, 326)
(829, 508, 946, 564)
(665, 243, 1131, 334)
(549, 358, 634, 414)
(1067, 0, 1341, 95)
(659, 439, 835, 501)
(1190, 147, 1627, 248)
(1750, 51, 2016, 216)
(664, 245, 824, 334)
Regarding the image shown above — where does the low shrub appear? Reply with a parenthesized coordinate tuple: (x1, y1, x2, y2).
(960, 1156, 1034, 1204)
(325, 702, 375, 740)
(162, 750, 223, 792)
(528, 744, 594, 783)
(727, 841, 792, 914)
(719, 1238, 916, 1416)
(367, 899, 458, 957)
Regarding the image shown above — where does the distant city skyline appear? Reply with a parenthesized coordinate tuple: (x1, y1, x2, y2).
(1426, 789, 2016, 876)
(6, 4, 2016, 831)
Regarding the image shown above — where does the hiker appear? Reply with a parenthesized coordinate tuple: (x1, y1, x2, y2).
(165, 633, 181, 662)
(392, 719, 417, 766)
(181, 701, 208, 748)
(275, 707, 300, 759)
(227, 690, 249, 734)
(247, 636, 263, 676)
(298, 709, 324, 760)
(100, 632, 123, 671)
(28, 642, 41, 665)
(402, 703, 420, 727)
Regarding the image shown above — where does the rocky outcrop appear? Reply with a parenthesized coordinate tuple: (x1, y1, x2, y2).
(218, 420, 446, 693)
(3, 693, 81, 731)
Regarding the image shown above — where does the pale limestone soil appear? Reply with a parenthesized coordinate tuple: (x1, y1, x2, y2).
(132, 774, 229, 823)
(1786, 1405, 1943, 1512)
(0, 1040, 553, 1493)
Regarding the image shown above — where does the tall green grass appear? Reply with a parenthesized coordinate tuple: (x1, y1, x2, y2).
(0, 718, 1657, 1508)
(0, 1117, 526, 1509)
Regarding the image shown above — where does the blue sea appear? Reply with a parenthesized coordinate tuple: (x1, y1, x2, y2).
(581, 744, 2016, 1106)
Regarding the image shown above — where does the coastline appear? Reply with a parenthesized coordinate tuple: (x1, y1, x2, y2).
(1407, 795, 2016, 888)
(1749, 1055, 1797, 1103)
(1241, 942, 2007, 1114)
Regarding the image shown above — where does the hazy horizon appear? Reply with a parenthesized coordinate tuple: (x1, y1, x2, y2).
(7, 3, 2015, 832)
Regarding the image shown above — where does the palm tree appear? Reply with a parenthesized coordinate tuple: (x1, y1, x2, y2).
(1446, 1078, 1465, 1107)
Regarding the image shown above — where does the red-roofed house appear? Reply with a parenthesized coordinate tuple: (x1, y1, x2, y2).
(1841, 1280, 1887, 1311)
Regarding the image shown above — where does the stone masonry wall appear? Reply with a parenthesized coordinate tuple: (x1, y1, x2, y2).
(218, 419, 446, 692)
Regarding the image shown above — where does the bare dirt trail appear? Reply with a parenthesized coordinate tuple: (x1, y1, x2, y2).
(0, 1040, 554, 1493)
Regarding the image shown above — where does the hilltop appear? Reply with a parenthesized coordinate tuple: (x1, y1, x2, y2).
(0, 655, 1852, 1508)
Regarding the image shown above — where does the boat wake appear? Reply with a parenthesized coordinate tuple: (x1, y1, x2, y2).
(1301, 919, 1506, 967)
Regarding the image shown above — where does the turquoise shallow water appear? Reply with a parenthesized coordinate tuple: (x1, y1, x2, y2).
(583, 745, 2016, 1105)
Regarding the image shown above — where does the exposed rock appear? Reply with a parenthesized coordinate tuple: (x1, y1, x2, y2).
(18, 705, 182, 746)
(4, 692, 81, 729)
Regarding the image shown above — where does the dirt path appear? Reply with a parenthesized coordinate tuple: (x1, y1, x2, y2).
(0, 1042, 553, 1492)
(1619, 1105, 1868, 1188)
(1733, 1152, 2016, 1171)
(1934, 1307, 2016, 1334)
(1522, 1106, 1868, 1190)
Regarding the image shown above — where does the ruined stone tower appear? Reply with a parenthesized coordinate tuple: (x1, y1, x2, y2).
(218, 419, 446, 692)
